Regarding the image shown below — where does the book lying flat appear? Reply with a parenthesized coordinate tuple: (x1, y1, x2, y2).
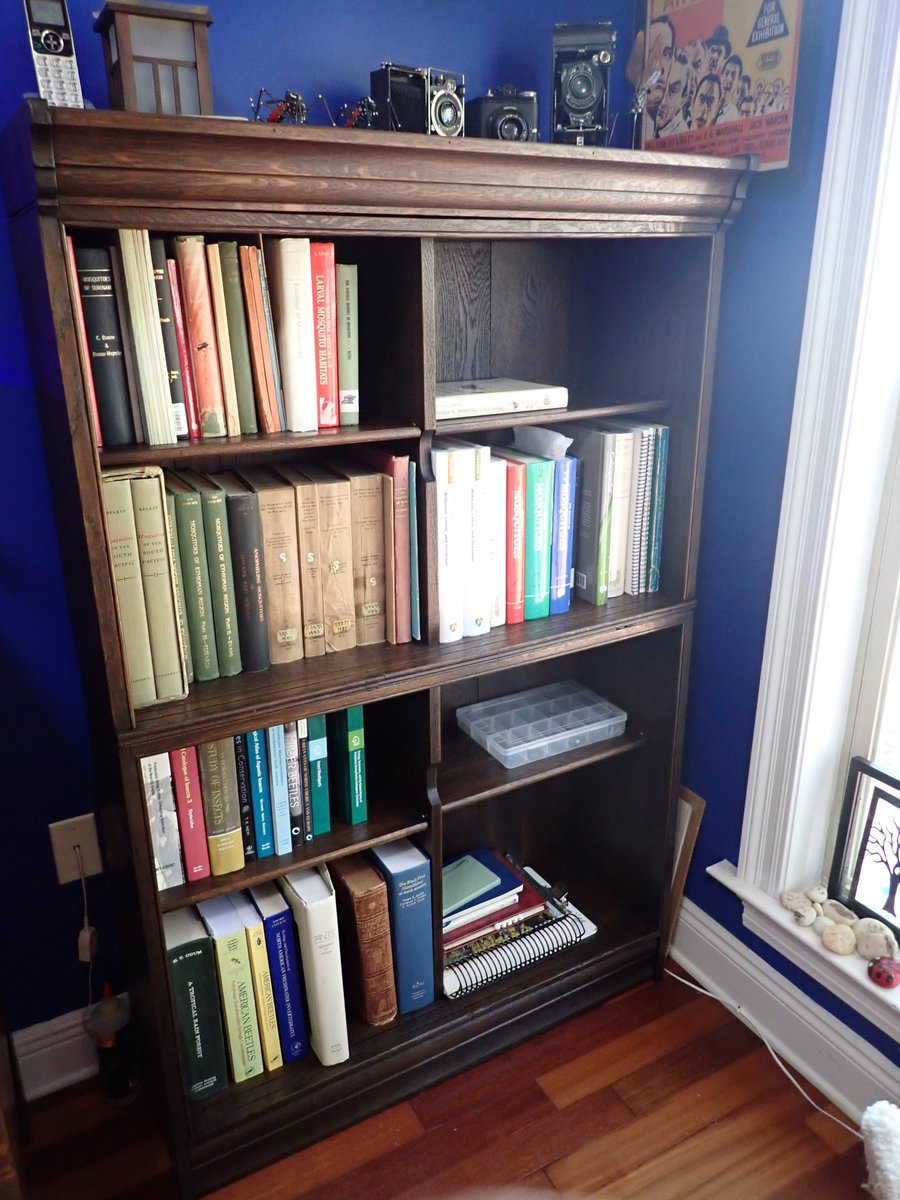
(442, 875, 548, 952)
(442, 869, 596, 1000)
(442, 847, 525, 932)
(436, 378, 568, 420)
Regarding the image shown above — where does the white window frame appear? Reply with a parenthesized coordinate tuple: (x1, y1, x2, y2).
(710, 0, 900, 1029)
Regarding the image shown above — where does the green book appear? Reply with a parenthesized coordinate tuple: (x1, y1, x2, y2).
(336, 263, 359, 426)
(163, 908, 228, 1101)
(164, 490, 194, 683)
(217, 241, 258, 434)
(306, 713, 331, 836)
(177, 469, 243, 677)
(164, 472, 219, 681)
(327, 705, 366, 825)
(494, 448, 554, 620)
(197, 896, 264, 1083)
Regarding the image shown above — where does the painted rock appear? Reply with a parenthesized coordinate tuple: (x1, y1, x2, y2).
(868, 957, 900, 989)
(822, 924, 856, 954)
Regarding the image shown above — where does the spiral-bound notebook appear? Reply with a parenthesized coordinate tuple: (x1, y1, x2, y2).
(442, 868, 597, 1000)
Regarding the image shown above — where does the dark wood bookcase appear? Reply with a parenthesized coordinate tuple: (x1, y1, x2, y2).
(1, 99, 752, 1196)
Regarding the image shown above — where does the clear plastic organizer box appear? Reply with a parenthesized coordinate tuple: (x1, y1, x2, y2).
(456, 680, 627, 769)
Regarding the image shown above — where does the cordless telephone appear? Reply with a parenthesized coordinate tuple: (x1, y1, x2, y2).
(24, 0, 84, 108)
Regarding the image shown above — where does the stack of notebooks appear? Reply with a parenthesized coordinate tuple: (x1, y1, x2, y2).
(440, 847, 596, 999)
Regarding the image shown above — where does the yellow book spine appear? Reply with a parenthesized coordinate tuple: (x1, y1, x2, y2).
(245, 919, 283, 1071)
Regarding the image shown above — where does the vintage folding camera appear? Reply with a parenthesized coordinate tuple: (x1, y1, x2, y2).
(551, 22, 616, 146)
(370, 63, 465, 137)
(466, 84, 538, 142)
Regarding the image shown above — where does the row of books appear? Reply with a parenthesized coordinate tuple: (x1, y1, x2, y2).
(141, 706, 366, 887)
(164, 839, 434, 1099)
(431, 420, 669, 644)
(69, 231, 359, 450)
(102, 450, 417, 706)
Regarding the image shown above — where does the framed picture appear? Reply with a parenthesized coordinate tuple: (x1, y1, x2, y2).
(666, 786, 706, 952)
(828, 756, 900, 939)
(638, 0, 803, 170)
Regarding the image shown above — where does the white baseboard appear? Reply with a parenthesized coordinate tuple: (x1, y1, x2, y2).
(11, 1008, 98, 1102)
(671, 898, 900, 1123)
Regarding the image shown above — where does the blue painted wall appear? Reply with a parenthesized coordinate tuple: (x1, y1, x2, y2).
(5, 0, 885, 1073)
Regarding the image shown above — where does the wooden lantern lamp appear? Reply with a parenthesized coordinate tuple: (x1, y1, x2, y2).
(93, 2, 213, 116)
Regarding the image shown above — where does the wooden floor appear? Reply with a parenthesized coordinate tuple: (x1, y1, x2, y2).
(16, 967, 868, 1200)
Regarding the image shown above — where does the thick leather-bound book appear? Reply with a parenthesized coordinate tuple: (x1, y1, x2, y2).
(237, 466, 304, 664)
(174, 235, 227, 437)
(168, 745, 211, 881)
(204, 471, 270, 674)
(72, 240, 136, 446)
(129, 468, 188, 701)
(248, 882, 309, 1064)
(216, 241, 258, 434)
(196, 737, 245, 876)
(100, 471, 156, 707)
(331, 854, 398, 1026)
(148, 235, 189, 440)
(162, 907, 228, 1101)
(279, 865, 349, 1067)
(176, 469, 243, 678)
(369, 840, 434, 1015)
(197, 896, 264, 1082)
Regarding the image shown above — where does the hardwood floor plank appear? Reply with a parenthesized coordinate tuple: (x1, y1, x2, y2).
(546, 1047, 783, 1193)
(203, 1103, 425, 1200)
(805, 1105, 861, 1154)
(537, 995, 731, 1109)
(764, 1145, 869, 1199)
(611, 1015, 761, 1115)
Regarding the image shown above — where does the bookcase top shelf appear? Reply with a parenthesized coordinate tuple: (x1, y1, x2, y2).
(3, 99, 755, 238)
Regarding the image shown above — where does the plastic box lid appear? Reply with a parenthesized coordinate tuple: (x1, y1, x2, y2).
(456, 680, 627, 769)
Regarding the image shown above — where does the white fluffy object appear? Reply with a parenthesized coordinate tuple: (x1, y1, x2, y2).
(862, 1100, 900, 1200)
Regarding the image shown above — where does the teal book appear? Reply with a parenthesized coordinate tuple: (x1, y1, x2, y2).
(327, 705, 367, 825)
(266, 723, 293, 854)
(493, 448, 554, 619)
(408, 461, 421, 640)
(306, 713, 331, 836)
(246, 729, 274, 858)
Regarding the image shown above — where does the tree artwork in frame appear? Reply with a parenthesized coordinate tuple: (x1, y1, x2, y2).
(828, 756, 900, 940)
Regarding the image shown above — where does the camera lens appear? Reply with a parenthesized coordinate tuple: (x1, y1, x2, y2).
(494, 110, 529, 141)
(431, 86, 463, 136)
(563, 65, 599, 111)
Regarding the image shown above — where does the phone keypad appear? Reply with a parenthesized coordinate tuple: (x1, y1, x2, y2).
(35, 55, 83, 107)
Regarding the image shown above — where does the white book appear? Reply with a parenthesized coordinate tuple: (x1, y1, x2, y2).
(435, 377, 568, 421)
(430, 443, 466, 643)
(620, 425, 654, 596)
(265, 724, 293, 855)
(205, 243, 242, 436)
(265, 237, 318, 432)
(436, 438, 491, 638)
(279, 865, 349, 1066)
(139, 752, 184, 890)
(488, 455, 508, 627)
(117, 229, 177, 445)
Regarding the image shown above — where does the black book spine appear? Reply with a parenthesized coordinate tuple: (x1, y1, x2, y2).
(72, 242, 136, 447)
(149, 235, 189, 440)
(167, 935, 229, 1100)
(298, 728, 314, 843)
(225, 491, 271, 673)
(233, 732, 257, 861)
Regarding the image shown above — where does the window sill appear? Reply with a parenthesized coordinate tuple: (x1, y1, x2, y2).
(709, 860, 900, 1030)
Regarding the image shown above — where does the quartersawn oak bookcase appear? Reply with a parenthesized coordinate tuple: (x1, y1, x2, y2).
(1, 99, 752, 1197)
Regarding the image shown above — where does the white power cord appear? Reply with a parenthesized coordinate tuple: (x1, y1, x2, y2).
(74, 844, 97, 1005)
(664, 966, 862, 1140)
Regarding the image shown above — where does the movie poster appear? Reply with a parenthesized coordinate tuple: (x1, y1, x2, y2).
(641, 0, 803, 169)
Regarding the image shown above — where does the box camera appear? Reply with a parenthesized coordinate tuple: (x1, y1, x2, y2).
(467, 84, 538, 142)
(370, 63, 465, 137)
(551, 22, 615, 146)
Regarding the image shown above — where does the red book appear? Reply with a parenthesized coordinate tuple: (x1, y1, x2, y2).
(310, 242, 339, 428)
(65, 234, 103, 450)
(503, 455, 526, 624)
(442, 874, 548, 952)
(345, 445, 411, 644)
(168, 745, 211, 881)
(239, 244, 281, 433)
(167, 258, 201, 440)
(174, 235, 227, 438)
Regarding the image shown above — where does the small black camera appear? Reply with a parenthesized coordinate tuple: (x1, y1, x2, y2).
(551, 22, 616, 146)
(467, 84, 538, 142)
(370, 63, 465, 137)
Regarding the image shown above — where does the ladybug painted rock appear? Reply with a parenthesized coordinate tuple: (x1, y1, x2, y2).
(868, 956, 900, 988)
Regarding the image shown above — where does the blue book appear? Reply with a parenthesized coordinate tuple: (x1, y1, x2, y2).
(246, 730, 274, 858)
(409, 461, 421, 641)
(233, 732, 256, 861)
(369, 839, 434, 1014)
(249, 882, 310, 1063)
(549, 455, 577, 615)
(266, 724, 293, 854)
(647, 424, 669, 594)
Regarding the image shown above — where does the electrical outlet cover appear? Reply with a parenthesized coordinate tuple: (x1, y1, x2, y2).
(49, 814, 103, 884)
